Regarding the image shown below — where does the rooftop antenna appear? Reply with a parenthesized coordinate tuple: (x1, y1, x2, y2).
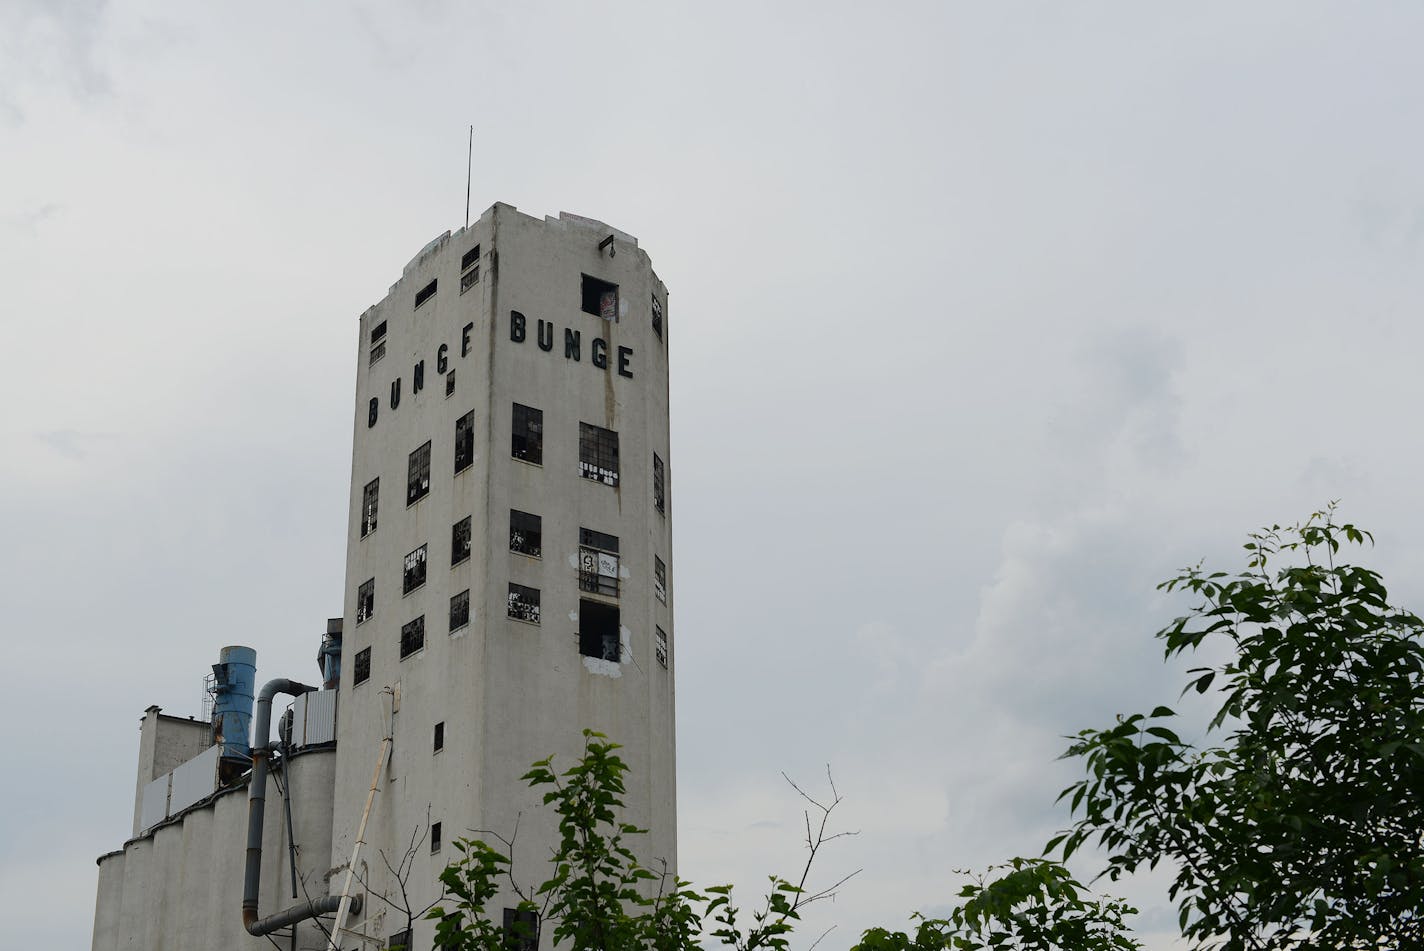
(464, 125, 473, 229)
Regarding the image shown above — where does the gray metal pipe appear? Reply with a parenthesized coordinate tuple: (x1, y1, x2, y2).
(243, 678, 361, 935)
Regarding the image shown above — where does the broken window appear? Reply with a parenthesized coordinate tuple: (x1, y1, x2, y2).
(581, 274, 619, 321)
(356, 578, 374, 624)
(452, 516, 472, 566)
(403, 544, 428, 595)
(431, 821, 442, 853)
(361, 478, 379, 537)
(414, 278, 437, 309)
(353, 647, 371, 686)
(578, 528, 619, 598)
(446, 370, 456, 398)
(369, 320, 387, 366)
(510, 509, 542, 558)
(407, 441, 432, 506)
(656, 626, 668, 669)
(654, 556, 667, 604)
(461, 244, 481, 293)
(388, 930, 411, 951)
(652, 294, 662, 339)
(450, 589, 470, 633)
(512, 403, 543, 464)
(433, 721, 445, 752)
(455, 410, 475, 474)
(507, 583, 540, 624)
(503, 909, 539, 951)
(578, 599, 620, 662)
(653, 453, 666, 515)
(578, 422, 619, 486)
(400, 615, 425, 659)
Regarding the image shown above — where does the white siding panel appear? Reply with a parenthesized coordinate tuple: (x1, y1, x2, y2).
(169, 745, 219, 815)
(139, 774, 170, 832)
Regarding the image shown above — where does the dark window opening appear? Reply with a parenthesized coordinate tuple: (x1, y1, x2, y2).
(512, 403, 543, 464)
(461, 244, 481, 293)
(461, 245, 481, 272)
(370, 341, 386, 365)
(446, 370, 456, 397)
(353, 647, 371, 686)
(578, 599, 620, 662)
(433, 721, 445, 752)
(414, 278, 438, 309)
(510, 510, 542, 558)
(450, 589, 470, 632)
(370, 321, 388, 366)
(578, 422, 619, 486)
(507, 583, 540, 624)
(452, 516, 472, 566)
(403, 544, 428, 595)
(654, 556, 667, 604)
(431, 821, 442, 853)
(656, 626, 669, 668)
(400, 615, 426, 659)
(362, 478, 379, 537)
(581, 274, 619, 320)
(578, 527, 619, 598)
(388, 929, 411, 951)
(455, 410, 475, 474)
(503, 908, 539, 951)
(356, 578, 374, 624)
(407, 441, 432, 505)
(653, 453, 666, 515)
(651, 294, 663, 339)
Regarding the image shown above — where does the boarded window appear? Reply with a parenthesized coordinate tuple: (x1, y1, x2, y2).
(656, 626, 668, 668)
(452, 516, 472, 566)
(361, 478, 379, 537)
(455, 410, 475, 474)
(512, 403, 543, 464)
(400, 615, 425, 659)
(403, 544, 428, 595)
(414, 278, 437, 309)
(578, 528, 619, 598)
(653, 453, 666, 514)
(507, 583, 540, 624)
(450, 589, 470, 632)
(654, 556, 667, 604)
(353, 647, 371, 686)
(407, 441, 432, 505)
(578, 422, 619, 486)
(578, 599, 620, 662)
(503, 909, 539, 951)
(581, 274, 619, 320)
(510, 510, 542, 558)
(356, 578, 374, 624)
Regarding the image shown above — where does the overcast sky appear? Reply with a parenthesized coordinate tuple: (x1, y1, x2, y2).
(5, 3, 1424, 948)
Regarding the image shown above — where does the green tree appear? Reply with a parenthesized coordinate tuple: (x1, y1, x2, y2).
(1053, 508, 1424, 949)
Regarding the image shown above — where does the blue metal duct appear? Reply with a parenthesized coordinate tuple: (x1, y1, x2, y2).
(210, 646, 257, 761)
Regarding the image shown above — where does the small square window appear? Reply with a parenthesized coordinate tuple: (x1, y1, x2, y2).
(356, 578, 374, 624)
(455, 410, 475, 474)
(578, 599, 620, 662)
(507, 583, 540, 624)
(400, 615, 426, 659)
(578, 422, 619, 486)
(510, 510, 542, 558)
(651, 294, 663, 339)
(414, 278, 438, 309)
(503, 909, 539, 951)
(353, 647, 371, 686)
(452, 516, 472, 566)
(431, 821, 442, 853)
(512, 403, 543, 464)
(654, 557, 667, 604)
(450, 589, 470, 632)
(581, 274, 619, 321)
(433, 720, 445, 752)
(407, 441, 432, 506)
(656, 626, 668, 669)
(404, 544, 428, 595)
(653, 453, 666, 515)
(361, 478, 379, 538)
(578, 528, 619, 598)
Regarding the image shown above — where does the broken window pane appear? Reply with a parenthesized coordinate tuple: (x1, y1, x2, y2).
(512, 403, 543, 464)
(399, 615, 425, 659)
(578, 599, 620, 662)
(356, 578, 374, 624)
(450, 589, 470, 633)
(407, 441, 432, 506)
(510, 509, 542, 558)
(654, 556, 667, 604)
(653, 453, 666, 515)
(578, 422, 619, 486)
(414, 278, 437, 309)
(656, 626, 668, 668)
(578, 528, 620, 598)
(452, 516, 472, 566)
(389, 929, 411, 951)
(503, 909, 539, 951)
(507, 583, 540, 624)
(430, 821, 442, 853)
(651, 293, 662, 339)
(403, 544, 428, 595)
(445, 370, 456, 398)
(581, 274, 619, 321)
(361, 478, 379, 537)
(455, 410, 475, 475)
(353, 647, 371, 686)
